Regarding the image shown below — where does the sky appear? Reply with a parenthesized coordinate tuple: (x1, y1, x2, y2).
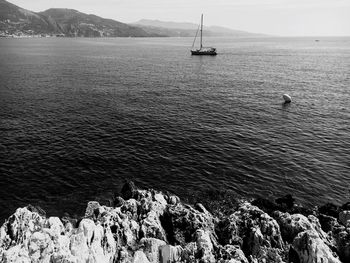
(8, 0, 350, 36)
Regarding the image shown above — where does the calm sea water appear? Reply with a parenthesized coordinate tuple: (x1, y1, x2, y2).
(0, 37, 349, 221)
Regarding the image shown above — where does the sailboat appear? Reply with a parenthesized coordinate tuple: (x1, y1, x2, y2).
(191, 14, 217, 56)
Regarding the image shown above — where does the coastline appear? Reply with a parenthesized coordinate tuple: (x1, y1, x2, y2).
(0, 182, 349, 262)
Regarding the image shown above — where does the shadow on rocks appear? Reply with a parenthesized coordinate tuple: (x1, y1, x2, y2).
(182, 188, 240, 218)
(252, 194, 315, 217)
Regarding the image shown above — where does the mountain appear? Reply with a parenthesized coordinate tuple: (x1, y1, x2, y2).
(0, 0, 264, 38)
(132, 19, 266, 38)
(0, 0, 161, 37)
(0, 0, 61, 36)
(39, 8, 162, 37)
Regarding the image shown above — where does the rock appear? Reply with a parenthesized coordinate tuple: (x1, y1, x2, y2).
(133, 250, 150, 263)
(122, 199, 139, 220)
(26, 204, 46, 217)
(251, 197, 279, 215)
(47, 216, 64, 236)
(28, 231, 53, 262)
(216, 244, 249, 263)
(319, 203, 339, 218)
(195, 203, 209, 214)
(276, 211, 342, 262)
(117, 217, 139, 248)
(0, 182, 348, 262)
(2, 244, 31, 263)
(0, 207, 45, 250)
(341, 202, 350, 211)
(121, 181, 137, 200)
(85, 201, 101, 218)
(196, 229, 216, 262)
(165, 202, 217, 247)
(220, 202, 284, 259)
(168, 195, 180, 206)
(248, 227, 264, 257)
(140, 237, 166, 262)
(141, 210, 168, 241)
(0, 206, 120, 263)
(159, 244, 183, 263)
(318, 213, 338, 233)
(118, 247, 130, 263)
(50, 235, 74, 262)
(114, 196, 126, 207)
(254, 247, 284, 263)
(61, 214, 78, 230)
(69, 229, 89, 261)
(274, 212, 323, 243)
(292, 230, 341, 263)
(275, 194, 295, 209)
(339, 210, 350, 226)
(154, 193, 167, 208)
(333, 227, 350, 262)
(182, 242, 197, 262)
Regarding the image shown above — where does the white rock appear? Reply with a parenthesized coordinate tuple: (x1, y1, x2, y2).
(85, 201, 101, 218)
(47, 217, 64, 236)
(160, 244, 183, 263)
(78, 219, 95, 246)
(141, 238, 166, 263)
(293, 230, 341, 263)
(70, 232, 89, 262)
(3, 245, 31, 262)
(141, 211, 167, 241)
(196, 229, 215, 262)
(154, 194, 167, 207)
(133, 250, 150, 263)
(28, 231, 53, 262)
(52, 235, 71, 259)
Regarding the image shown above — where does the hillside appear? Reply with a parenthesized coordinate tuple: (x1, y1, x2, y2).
(0, 0, 61, 36)
(0, 0, 265, 38)
(0, 0, 161, 37)
(39, 8, 163, 37)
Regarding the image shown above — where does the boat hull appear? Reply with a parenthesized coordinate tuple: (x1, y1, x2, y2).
(191, 50, 217, 56)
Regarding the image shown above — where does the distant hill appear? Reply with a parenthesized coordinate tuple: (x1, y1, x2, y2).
(39, 9, 162, 37)
(0, 0, 161, 37)
(134, 19, 198, 30)
(132, 19, 265, 38)
(0, 0, 61, 36)
(0, 0, 265, 38)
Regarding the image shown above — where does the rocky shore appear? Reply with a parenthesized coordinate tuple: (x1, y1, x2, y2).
(0, 182, 349, 262)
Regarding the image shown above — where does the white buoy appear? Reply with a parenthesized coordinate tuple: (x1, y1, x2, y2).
(283, 94, 292, 103)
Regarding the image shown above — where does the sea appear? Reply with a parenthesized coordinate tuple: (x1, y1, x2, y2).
(0, 37, 349, 221)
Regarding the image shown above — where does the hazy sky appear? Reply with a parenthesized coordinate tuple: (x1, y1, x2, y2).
(9, 0, 350, 36)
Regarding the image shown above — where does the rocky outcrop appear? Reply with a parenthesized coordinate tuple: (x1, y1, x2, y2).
(0, 182, 349, 262)
(217, 202, 285, 262)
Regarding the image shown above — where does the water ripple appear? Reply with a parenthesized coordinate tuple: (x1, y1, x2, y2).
(0, 37, 349, 220)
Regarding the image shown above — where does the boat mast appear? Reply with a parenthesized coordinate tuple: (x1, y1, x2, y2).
(200, 14, 203, 49)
